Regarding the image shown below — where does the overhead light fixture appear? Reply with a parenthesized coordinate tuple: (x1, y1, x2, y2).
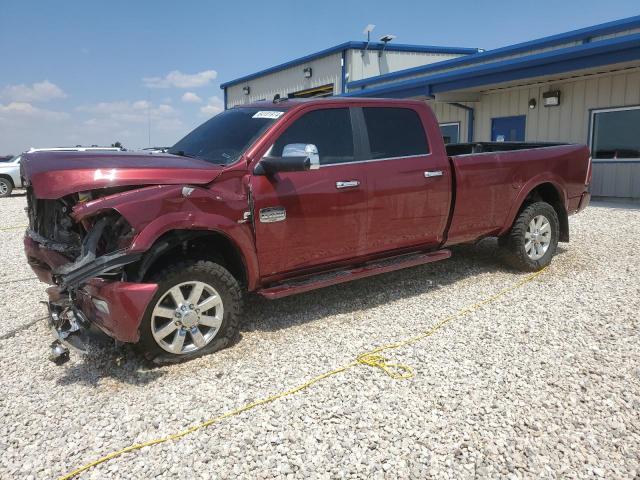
(528, 98, 537, 109)
(363, 24, 376, 41)
(379, 34, 396, 56)
(243, 86, 250, 95)
(543, 90, 561, 107)
(303, 67, 312, 78)
(361, 24, 375, 56)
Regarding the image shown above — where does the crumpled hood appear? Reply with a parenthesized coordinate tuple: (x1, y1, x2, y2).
(21, 151, 224, 199)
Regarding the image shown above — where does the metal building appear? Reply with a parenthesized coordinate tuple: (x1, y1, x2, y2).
(220, 16, 640, 199)
(221, 42, 479, 108)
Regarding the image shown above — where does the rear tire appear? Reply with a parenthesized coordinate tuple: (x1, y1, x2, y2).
(499, 201, 559, 271)
(137, 260, 243, 364)
(0, 178, 13, 198)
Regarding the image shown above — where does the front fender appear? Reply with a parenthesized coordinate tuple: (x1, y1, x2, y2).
(0, 165, 21, 187)
(72, 183, 259, 290)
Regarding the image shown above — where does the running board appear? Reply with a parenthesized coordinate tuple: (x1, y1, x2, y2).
(258, 249, 451, 300)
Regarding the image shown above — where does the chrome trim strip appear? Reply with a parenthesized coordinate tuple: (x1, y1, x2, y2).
(320, 153, 432, 168)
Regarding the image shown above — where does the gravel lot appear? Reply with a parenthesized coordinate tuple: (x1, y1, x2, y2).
(0, 193, 638, 479)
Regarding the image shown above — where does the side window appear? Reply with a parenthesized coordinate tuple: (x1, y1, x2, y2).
(363, 107, 429, 159)
(271, 108, 354, 165)
(590, 106, 640, 159)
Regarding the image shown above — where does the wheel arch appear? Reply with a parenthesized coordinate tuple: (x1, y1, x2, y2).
(0, 174, 15, 187)
(130, 228, 253, 289)
(502, 180, 569, 242)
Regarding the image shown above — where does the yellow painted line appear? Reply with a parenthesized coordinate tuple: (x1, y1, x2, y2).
(0, 225, 27, 232)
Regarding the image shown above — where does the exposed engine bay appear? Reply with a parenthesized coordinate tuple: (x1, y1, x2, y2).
(25, 186, 140, 289)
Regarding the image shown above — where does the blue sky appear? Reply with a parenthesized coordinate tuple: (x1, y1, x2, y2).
(1, 0, 638, 154)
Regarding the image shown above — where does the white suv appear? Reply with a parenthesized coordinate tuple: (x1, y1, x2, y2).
(0, 155, 23, 197)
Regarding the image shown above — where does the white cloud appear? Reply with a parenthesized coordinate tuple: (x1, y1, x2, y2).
(132, 100, 150, 110)
(142, 69, 218, 89)
(200, 96, 224, 117)
(0, 98, 197, 154)
(181, 92, 202, 103)
(0, 102, 72, 154)
(77, 100, 176, 122)
(1, 80, 67, 103)
(0, 102, 69, 121)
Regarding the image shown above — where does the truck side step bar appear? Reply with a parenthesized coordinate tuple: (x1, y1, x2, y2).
(257, 249, 451, 300)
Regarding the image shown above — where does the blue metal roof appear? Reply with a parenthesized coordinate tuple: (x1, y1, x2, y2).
(219, 42, 479, 89)
(343, 33, 640, 98)
(346, 15, 640, 91)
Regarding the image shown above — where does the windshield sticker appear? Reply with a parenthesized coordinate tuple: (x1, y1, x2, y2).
(252, 111, 284, 119)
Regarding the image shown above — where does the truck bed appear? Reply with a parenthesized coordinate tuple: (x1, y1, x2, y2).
(444, 143, 591, 246)
(445, 142, 566, 157)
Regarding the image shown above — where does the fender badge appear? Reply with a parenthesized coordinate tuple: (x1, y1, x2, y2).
(259, 207, 286, 223)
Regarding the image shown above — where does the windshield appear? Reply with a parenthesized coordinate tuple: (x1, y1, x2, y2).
(168, 108, 284, 165)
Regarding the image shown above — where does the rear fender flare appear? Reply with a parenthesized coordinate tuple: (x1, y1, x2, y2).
(499, 175, 567, 237)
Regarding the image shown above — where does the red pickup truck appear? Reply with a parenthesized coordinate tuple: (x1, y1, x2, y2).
(22, 98, 591, 364)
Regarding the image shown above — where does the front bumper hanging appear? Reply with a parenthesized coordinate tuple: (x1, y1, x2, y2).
(47, 297, 90, 365)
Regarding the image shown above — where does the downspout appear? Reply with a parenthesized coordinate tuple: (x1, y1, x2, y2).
(341, 50, 347, 94)
(223, 88, 228, 110)
(449, 102, 474, 142)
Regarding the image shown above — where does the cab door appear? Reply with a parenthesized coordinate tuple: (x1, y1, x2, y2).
(250, 107, 368, 277)
(356, 106, 451, 253)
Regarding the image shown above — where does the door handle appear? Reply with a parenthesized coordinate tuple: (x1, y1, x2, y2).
(336, 180, 360, 189)
(424, 170, 443, 178)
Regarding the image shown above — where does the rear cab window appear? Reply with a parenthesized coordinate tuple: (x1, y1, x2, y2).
(362, 107, 429, 160)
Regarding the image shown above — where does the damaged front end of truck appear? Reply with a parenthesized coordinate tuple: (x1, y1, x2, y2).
(21, 150, 228, 364)
(25, 187, 153, 363)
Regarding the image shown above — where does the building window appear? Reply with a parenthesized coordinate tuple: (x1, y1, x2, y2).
(439, 122, 460, 144)
(362, 107, 429, 159)
(491, 115, 526, 142)
(288, 84, 334, 99)
(590, 106, 640, 160)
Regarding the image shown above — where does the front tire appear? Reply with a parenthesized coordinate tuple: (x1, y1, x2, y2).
(499, 201, 559, 271)
(138, 260, 243, 364)
(0, 178, 13, 198)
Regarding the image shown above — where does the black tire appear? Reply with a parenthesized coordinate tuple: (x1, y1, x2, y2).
(0, 177, 13, 198)
(499, 201, 559, 271)
(137, 260, 243, 364)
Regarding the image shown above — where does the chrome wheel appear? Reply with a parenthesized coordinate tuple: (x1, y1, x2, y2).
(525, 214, 551, 260)
(151, 281, 224, 354)
(0, 181, 8, 196)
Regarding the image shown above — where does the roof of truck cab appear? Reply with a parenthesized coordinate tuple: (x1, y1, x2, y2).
(233, 97, 426, 110)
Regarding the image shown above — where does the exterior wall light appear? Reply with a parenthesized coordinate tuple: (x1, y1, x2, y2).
(543, 90, 561, 107)
(243, 86, 250, 95)
(303, 67, 312, 78)
(379, 34, 397, 57)
(528, 98, 537, 109)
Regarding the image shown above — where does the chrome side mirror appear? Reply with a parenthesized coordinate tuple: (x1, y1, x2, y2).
(283, 143, 320, 170)
(254, 143, 321, 176)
